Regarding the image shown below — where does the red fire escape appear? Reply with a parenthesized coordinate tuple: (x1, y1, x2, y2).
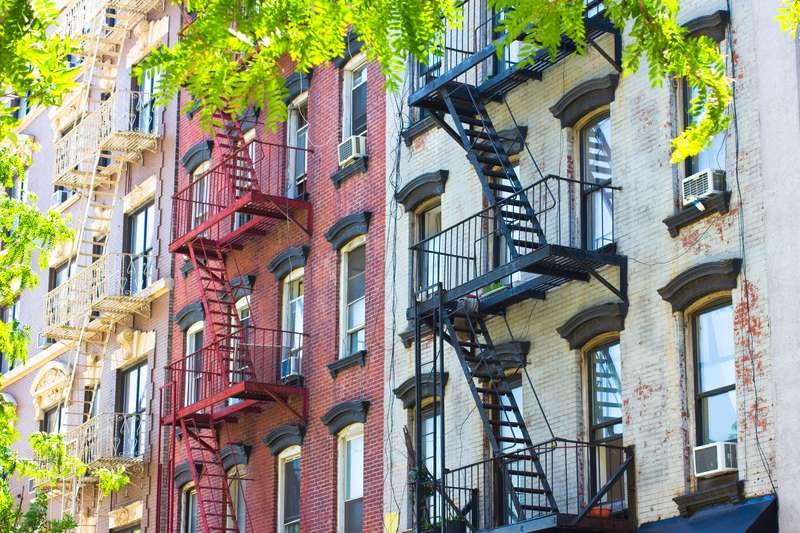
(158, 117, 312, 533)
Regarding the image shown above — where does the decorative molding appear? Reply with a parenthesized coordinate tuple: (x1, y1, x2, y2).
(30, 361, 69, 419)
(267, 246, 309, 281)
(549, 74, 620, 128)
(496, 126, 528, 156)
(108, 500, 143, 530)
(220, 443, 250, 471)
(116, 329, 156, 368)
(181, 140, 214, 174)
(557, 303, 628, 350)
(402, 115, 437, 146)
(663, 191, 731, 237)
(331, 156, 368, 187)
(327, 350, 367, 377)
(263, 424, 306, 456)
(658, 259, 742, 312)
(332, 32, 365, 68)
(218, 274, 257, 302)
(325, 211, 372, 250)
(494, 341, 531, 369)
(180, 259, 194, 278)
(395, 170, 449, 212)
(684, 10, 730, 42)
(123, 175, 157, 214)
(320, 400, 370, 435)
(393, 372, 449, 410)
(126, 14, 170, 65)
(284, 71, 313, 104)
(175, 301, 204, 331)
(174, 461, 202, 490)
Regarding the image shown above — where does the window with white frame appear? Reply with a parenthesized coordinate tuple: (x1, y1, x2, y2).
(184, 321, 204, 407)
(191, 161, 211, 231)
(580, 112, 614, 251)
(338, 424, 364, 533)
(281, 269, 304, 379)
(277, 446, 301, 533)
(227, 465, 247, 533)
(340, 238, 366, 359)
(416, 203, 442, 294)
(342, 58, 368, 139)
(181, 485, 198, 533)
(684, 80, 727, 175)
(287, 96, 309, 199)
(233, 129, 256, 230)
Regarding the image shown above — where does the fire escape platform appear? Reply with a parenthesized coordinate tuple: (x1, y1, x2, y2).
(100, 130, 160, 158)
(482, 513, 634, 533)
(169, 191, 311, 255)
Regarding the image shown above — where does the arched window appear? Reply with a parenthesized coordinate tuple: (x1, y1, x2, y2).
(339, 237, 366, 359)
(579, 112, 614, 251)
(337, 423, 364, 533)
(184, 321, 204, 407)
(281, 269, 304, 380)
(277, 445, 301, 533)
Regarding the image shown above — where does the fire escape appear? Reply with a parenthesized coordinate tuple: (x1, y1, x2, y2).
(408, 2, 633, 532)
(159, 117, 312, 533)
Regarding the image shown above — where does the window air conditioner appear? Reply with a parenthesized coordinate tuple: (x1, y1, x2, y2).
(337, 135, 367, 167)
(681, 169, 726, 208)
(693, 441, 737, 478)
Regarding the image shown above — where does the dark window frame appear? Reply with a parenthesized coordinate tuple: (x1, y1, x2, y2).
(123, 201, 155, 295)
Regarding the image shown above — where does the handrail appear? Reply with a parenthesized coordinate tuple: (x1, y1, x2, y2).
(63, 411, 148, 465)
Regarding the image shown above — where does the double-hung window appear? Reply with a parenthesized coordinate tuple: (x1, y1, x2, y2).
(338, 424, 364, 533)
(131, 64, 161, 135)
(498, 383, 524, 524)
(340, 239, 366, 358)
(588, 341, 624, 504)
(124, 201, 154, 295)
(420, 405, 443, 524)
(233, 129, 256, 229)
(343, 60, 368, 139)
(119, 361, 148, 458)
(416, 204, 442, 294)
(684, 80, 727, 175)
(694, 302, 736, 444)
(41, 405, 63, 434)
(580, 113, 614, 251)
(181, 487, 198, 533)
(278, 446, 301, 533)
(184, 322, 204, 407)
(227, 465, 247, 532)
(288, 98, 309, 198)
(281, 270, 304, 379)
(229, 297, 250, 401)
(191, 161, 211, 231)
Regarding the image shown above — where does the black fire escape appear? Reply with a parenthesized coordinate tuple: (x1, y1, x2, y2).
(408, 2, 633, 532)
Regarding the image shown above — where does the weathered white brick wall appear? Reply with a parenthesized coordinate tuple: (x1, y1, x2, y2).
(383, 0, 782, 528)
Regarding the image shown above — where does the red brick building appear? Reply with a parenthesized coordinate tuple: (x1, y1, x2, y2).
(159, 37, 386, 533)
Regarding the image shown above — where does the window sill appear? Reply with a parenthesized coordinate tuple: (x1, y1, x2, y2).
(663, 191, 731, 237)
(331, 156, 368, 188)
(673, 475, 742, 517)
(401, 115, 437, 146)
(327, 350, 367, 377)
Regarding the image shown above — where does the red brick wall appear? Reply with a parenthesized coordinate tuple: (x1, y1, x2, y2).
(166, 58, 386, 533)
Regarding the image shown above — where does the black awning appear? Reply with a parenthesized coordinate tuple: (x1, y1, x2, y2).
(638, 495, 777, 532)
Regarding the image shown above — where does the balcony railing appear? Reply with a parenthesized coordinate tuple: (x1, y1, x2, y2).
(415, 439, 633, 531)
(162, 326, 306, 417)
(44, 252, 157, 340)
(408, 0, 607, 101)
(64, 412, 147, 469)
(170, 140, 312, 250)
(411, 175, 620, 305)
(60, 0, 161, 41)
(54, 90, 161, 189)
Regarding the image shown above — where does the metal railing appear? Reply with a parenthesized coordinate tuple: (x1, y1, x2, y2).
(44, 252, 156, 334)
(411, 175, 618, 298)
(59, 0, 162, 38)
(162, 326, 307, 414)
(54, 90, 161, 184)
(64, 412, 147, 467)
(171, 140, 312, 244)
(419, 438, 633, 531)
(408, 0, 606, 97)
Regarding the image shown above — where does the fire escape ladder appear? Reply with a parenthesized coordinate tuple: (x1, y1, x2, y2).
(179, 419, 242, 533)
(440, 299, 559, 519)
(213, 115, 258, 195)
(437, 85, 546, 260)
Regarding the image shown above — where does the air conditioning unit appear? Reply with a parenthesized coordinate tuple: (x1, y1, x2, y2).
(693, 441, 737, 478)
(337, 135, 366, 167)
(50, 188, 70, 207)
(681, 169, 726, 207)
(38, 332, 55, 349)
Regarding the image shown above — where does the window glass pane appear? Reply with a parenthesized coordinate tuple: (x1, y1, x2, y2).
(591, 343, 622, 429)
(344, 498, 363, 533)
(283, 457, 301, 523)
(350, 66, 367, 136)
(346, 246, 366, 303)
(582, 114, 613, 250)
(696, 304, 735, 393)
(347, 327, 365, 355)
(700, 389, 737, 443)
(687, 83, 726, 173)
(345, 435, 364, 500)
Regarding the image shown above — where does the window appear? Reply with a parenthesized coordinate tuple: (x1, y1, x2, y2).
(131, 64, 161, 134)
(278, 446, 301, 533)
(340, 239, 366, 358)
(419, 404, 443, 524)
(580, 113, 614, 251)
(191, 161, 211, 230)
(233, 129, 256, 229)
(338, 424, 363, 533)
(343, 60, 368, 139)
(498, 382, 525, 524)
(181, 487, 198, 533)
(11, 93, 30, 121)
(287, 97, 309, 198)
(124, 201, 154, 295)
(281, 270, 304, 379)
(227, 465, 247, 533)
(693, 302, 736, 445)
(51, 185, 74, 207)
(229, 298, 250, 403)
(0, 302, 19, 373)
(588, 341, 624, 502)
(41, 405, 63, 434)
(119, 361, 148, 457)
(184, 322, 204, 407)
(684, 80, 726, 175)
(49, 261, 72, 291)
(416, 204, 442, 293)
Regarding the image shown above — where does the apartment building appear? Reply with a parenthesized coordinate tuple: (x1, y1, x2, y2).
(1, 0, 179, 531)
(157, 32, 386, 533)
(383, 0, 798, 531)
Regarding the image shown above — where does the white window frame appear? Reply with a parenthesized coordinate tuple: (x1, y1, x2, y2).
(227, 464, 247, 533)
(184, 321, 204, 407)
(181, 484, 198, 533)
(341, 54, 368, 139)
(277, 445, 302, 533)
(281, 268, 305, 379)
(337, 423, 364, 533)
(287, 93, 309, 198)
(191, 160, 211, 231)
(339, 236, 366, 359)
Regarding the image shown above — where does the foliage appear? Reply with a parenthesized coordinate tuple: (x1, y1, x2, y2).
(778, 0, 800, 36)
